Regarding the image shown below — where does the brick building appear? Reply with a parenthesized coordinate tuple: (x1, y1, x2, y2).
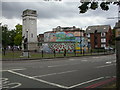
(86, 25, 112, 49)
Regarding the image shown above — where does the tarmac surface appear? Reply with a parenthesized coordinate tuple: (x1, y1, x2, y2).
(2, 54, 116, 89)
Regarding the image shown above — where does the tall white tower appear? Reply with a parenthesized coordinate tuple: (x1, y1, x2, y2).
(22, 9, 38, 51)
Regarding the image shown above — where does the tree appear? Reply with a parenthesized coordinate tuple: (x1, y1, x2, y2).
(2, 26, 10, 49)
(14, 24, 22, 46)
(78, 1, 119, 13)
(2, 24, 22, 50)
(14, 34, 22, 46)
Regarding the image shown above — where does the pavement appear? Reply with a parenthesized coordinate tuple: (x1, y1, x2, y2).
(1, 54, 116, 89)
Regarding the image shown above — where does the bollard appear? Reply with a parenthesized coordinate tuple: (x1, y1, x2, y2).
(116, 36, 120, 90)
(74, 49, 76, 56)
(28, 50, 29, 58)
(91, 49, 92, 55)
(53, 49, 56, 57)
(104, 48, 105, 55)
(3, 49, 5, 56)
(41, 50, 43, 58)
(98, 49, 99, 55)
(64, 49, 66, 57)
(83, 49, 84, 56)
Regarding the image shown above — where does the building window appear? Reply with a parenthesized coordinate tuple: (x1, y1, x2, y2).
(101, 33, 106, 37)
(87, 34, 90, 37)
(88, 39, 90, 42)
(31, 33, 33, 38)
(101, 44, 106, 47)
(101, 38, 106, 42)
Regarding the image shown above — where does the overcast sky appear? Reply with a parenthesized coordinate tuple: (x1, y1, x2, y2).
(1, 1, 118, 34)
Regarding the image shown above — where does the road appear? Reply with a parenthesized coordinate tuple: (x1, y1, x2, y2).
(2, 54, 116, 89)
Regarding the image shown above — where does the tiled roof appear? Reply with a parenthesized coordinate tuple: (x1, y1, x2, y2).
(86, 25, 111, 34)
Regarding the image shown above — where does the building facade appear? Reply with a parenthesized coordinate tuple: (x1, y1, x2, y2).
(86, 25, 112, 49)
(42, 26, 88, 53)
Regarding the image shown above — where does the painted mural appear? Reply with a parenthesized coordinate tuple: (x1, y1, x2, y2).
(43, 31, 88, 53)
(44, 31, 82, 42)
(75, 37, 88, 53)
(42, 43, 75, 53)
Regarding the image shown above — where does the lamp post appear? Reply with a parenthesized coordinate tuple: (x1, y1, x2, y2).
(26, 30, 29, 58)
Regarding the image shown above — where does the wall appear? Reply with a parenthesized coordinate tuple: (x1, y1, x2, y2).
(42, 43, 75, 53)
(44, 31, 83, 42)
(43, 31, 88, 53)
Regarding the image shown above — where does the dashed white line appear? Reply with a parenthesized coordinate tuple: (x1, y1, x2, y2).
(92, 57, 99, 59)
(69, 59, 75, 61)
(81, 60, 88, 62)
(96, 64, 116, 68)
(106, 62, 112, 64)
(47, 63, 80, 68)
(33, 70, 78, 78)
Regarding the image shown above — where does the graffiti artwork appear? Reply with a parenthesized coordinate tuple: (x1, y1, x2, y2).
(42, 43, 75, 53)
(44, 31, 83, 42)
(56, 32, 75, 42)
(43, 31, 88, 53)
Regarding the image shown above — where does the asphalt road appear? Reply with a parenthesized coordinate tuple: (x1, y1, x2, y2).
(2, 54, 116, 89)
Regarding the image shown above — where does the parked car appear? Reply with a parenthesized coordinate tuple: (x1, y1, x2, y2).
(104, 47, 113, 50)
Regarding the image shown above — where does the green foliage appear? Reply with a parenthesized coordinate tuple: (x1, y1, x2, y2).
(2, 26, 10, 48)
(78, 2, 90, 13)
(2, 24, 22, 48)
(100, 2, 109, 11)
(78, 2, 118, 13)
(14, 24, 22, 46)
(90, 2, 98, 10)
(14, 34, 22, 46)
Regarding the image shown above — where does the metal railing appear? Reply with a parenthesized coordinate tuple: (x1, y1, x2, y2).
(2, 48, 115, 60)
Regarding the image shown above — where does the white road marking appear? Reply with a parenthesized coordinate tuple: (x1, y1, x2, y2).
(106, 62, 112, 64)
(92, 57, 99, 59)
(105, 76, 116, 79)
(105, 76, 111, 78)
(33, 70, 78, 78)
(113, 76, 116, 78)
(0, 68, 26, 72)
(81, 60, 88, 62)
(96, 64, 116, 68)
(69, 59, 75, 61)
(48, 63, 80, 68)
(67, 77, 104, 89)
(0, 78, 21, 88)
(42, 59, 53, 61)
(112, 60, 116, 63)
(8, 70, 69, 89)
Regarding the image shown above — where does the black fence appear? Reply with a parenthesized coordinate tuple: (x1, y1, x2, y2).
(2, 48, 115, 60)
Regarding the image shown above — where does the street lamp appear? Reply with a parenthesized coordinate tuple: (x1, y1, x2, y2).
(26, 30, 29, 58)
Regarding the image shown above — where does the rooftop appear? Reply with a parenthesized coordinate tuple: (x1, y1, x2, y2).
(86, 25, 111, 33)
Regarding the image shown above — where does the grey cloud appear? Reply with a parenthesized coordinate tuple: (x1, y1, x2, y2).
(2, 2, 80, 19)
